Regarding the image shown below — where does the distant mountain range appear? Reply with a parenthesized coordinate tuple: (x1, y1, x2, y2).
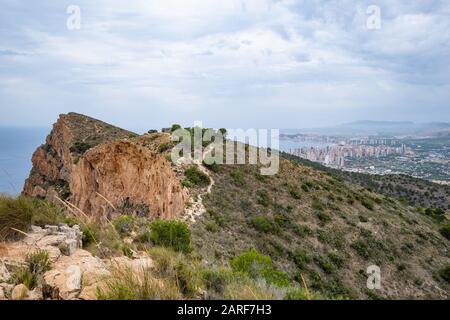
(282, 120, 450, 137)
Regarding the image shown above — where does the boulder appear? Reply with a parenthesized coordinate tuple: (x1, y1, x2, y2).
(42, 249, 108, 300)
(79, 267, 111, 300)
(59, 239, 78, 256)
(28, 288, 43, 300)
(11, 284, 29, 300)
(43, 265, 82, 300)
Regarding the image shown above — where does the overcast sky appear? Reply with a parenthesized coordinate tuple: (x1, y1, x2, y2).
(1, 0, 449, 131)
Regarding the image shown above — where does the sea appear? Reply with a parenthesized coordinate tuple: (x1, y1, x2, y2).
(0, 127, 50, 196)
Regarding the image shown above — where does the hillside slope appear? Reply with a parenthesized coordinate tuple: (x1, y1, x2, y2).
(192, 148, 450, 299)
(17, 114, 450, 300)
(282, 152, 450, 211)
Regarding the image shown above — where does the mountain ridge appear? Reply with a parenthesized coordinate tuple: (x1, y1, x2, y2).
(11, 113, 450, 299)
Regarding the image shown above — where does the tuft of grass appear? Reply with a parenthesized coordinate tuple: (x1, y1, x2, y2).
(97, 265, 181, 300)
(289, 188, 301, 200)
(201, 267, 233, 296)
(9, 268, 37, 290)
(10, 250, 52, 290)
(0, 196, 64, 241)
(147, 246, 200, 297)
(26, 250, 52, 275)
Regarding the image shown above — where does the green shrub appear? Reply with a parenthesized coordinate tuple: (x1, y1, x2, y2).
(274, 214, 291, 228)
(440, 224, 450, 240)
(184, 166, 210, 187)
(314, 255, 335, 274)
(149, 220, 192, 253)
(289, 188, 301, 200)
(424, 207, 446, 222)
(158, 142, 172, 153)
(312, 199, 325, 211)
(256, 190, 270, 207)
(250, 216, 277, 233)
(201, 268, 232, 294)
(205, 222, 219, 233)
(207, 210, 226, 227)
(361, 199, 374, 211)
(317, 211, 332, 223)
(358, 215, 369, 223)
(230, 169, 246, 185)
(203, 162, 220, 173)
(439, 265, 450, 284)
(230, 249, 289, 287)
(292, 224, 313, 238)
(291, 249, 311, 270)
(351, 240, 370, 258)
(171, 124, 182, 132)
(113, 215, 136, 236)
(327, 253, 345, 269)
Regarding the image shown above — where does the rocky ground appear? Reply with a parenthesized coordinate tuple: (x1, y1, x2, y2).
(0, 224, 154, 300)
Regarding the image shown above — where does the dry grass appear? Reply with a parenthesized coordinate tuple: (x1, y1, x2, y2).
(0, 195, 63, 241)
(97, 264, 181, 300)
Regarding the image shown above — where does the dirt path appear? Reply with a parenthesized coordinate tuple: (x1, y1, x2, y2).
(181, 145, 215, 224)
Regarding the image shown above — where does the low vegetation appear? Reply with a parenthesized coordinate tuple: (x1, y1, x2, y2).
(183, 166, 210, 188)
(146, 220, 192, 253)
(9, 250, 52, 290)
(0, 196, 64, 240)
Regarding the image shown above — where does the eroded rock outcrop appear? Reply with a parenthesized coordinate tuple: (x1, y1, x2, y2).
(23, 113, 187, 220)
(0, 224, 156, 300)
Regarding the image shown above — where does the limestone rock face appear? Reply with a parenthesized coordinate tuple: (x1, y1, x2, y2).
(23, 112, 187, 219)
(70, 140, 186, 219)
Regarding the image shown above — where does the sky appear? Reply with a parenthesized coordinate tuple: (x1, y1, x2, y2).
(0, 0, 449, 132)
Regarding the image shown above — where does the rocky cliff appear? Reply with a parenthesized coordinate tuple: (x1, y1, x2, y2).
(23, 113, 187, 219)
